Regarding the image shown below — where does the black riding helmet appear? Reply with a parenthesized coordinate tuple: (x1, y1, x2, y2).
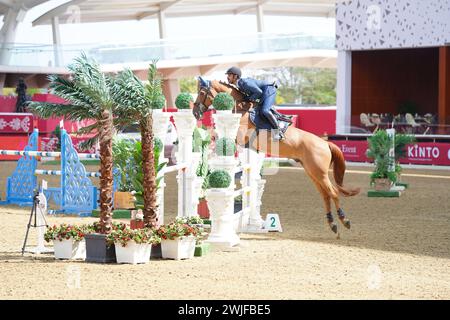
(225, 66, 242, 78)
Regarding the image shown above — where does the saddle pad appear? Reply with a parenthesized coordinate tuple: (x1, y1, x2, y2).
(249, 108, 291, 134)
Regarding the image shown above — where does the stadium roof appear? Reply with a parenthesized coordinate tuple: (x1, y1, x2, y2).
(32, 0, 340, 26)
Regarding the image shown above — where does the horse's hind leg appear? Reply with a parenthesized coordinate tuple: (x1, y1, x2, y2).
(326, 180, 351, 229)
(304, 170, 338, 234)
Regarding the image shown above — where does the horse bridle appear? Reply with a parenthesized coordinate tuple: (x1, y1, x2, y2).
(196, 86, 216, 113)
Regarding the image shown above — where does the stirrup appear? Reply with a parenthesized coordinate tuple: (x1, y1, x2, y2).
(271, 129, 285, 141)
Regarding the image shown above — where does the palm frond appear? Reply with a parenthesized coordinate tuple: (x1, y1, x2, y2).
(77, 133, 100, 151)
(46, 75, 103, 119)
(67, 53, 114, 111)
(110, 69, 149, 115)
(146, 60, 164, 111)
(76, 122, 100, 135)
(27, 102, 96, 121)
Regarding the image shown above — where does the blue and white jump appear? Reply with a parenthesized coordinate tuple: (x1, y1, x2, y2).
(0, 128, 100, 215)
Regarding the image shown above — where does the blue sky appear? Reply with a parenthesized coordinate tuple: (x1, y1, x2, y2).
(14, 0, 336, 45)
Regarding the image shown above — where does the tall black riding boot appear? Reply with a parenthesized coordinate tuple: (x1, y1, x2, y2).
(264, 111, 285, 141)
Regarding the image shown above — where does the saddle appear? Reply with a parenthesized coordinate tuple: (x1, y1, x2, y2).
(248, 107, 293, 136)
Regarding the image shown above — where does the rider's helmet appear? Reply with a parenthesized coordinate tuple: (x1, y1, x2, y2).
(225, 66, 242, 78)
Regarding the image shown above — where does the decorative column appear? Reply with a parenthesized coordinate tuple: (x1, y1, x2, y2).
(205, 188, 240, 249)
(152, 109, 172, 225)
(237, 148, 266, 233)
(205, 110, 242, 250)
(209, 110, 242, 188)
(172, 110, 197, 218)
(212, 110, 242, 140)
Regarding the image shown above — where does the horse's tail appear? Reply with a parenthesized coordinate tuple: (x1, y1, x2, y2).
(328, 142, 360, 197)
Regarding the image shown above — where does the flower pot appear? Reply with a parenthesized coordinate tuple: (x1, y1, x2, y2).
(151, 243, 162, 259)
(114, 191, 135, 209)
(205, 188, 240, 248)
(212, 112, 242, 140)
(198, 199, 210, 219)
(53, 239, 86, 260)
(374, 178, 393, 191)
(114, 241, 152, 264)
(161, 236, 196, 260)
(85, 233, 116, 263)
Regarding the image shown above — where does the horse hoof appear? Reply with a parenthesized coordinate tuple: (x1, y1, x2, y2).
(344, 220, 351, 229)
(330, 223, 338, 234)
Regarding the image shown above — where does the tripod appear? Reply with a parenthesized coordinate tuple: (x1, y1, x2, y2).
(21, 190, 51, 255)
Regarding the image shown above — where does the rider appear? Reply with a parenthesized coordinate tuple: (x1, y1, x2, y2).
(225, 66, 285, 141)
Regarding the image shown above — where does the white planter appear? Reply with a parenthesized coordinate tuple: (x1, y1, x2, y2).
(114, 241, 152, 264)
(205, 188, 240, 248)
(161, 236, 196, 260)
(208, 156, 238, 187)
(53, 238, 86, 260)
(213, 112, 242, 140)
(152, 109, 172, 141)
(172, 111, 197, 163)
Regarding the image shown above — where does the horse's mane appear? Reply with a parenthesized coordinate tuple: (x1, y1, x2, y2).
(217, 80, 245, 97)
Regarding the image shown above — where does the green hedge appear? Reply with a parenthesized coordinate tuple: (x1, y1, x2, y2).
(208, 170, 232, 188)
(175, 92, 193, 109)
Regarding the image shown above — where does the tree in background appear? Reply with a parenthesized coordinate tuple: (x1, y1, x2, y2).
(256, 67, 336, 105)
(179, 77, 197, 93)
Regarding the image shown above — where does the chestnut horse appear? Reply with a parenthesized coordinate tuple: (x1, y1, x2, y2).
(193, 79, 360, 234)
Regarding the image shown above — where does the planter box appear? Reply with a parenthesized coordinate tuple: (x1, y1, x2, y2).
(53, 239, 86, 260)
(85, 234, 116, 263)
(114, 192, 135, 209)
(151, 243, 162, 259)
(114, 241, 152, 264)
(198, 199, 210, 219)
(161, 236, 196, 260)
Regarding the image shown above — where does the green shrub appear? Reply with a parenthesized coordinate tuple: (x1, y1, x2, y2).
(215, 138, 236, 156)
(213, 92, 234, 110)
(175, 92, 193, 109)
(152, 94, 166, 109)
(208, 170, 232, 188)
(366, 130, 414, 185)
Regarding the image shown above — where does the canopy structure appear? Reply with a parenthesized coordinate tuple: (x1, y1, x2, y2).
(32, 0, 339, 27)
(1, 0, 341, 104)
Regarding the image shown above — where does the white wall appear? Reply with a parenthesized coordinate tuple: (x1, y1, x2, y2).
(336, 0, 450, 50)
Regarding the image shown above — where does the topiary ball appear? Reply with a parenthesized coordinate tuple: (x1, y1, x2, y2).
(208, 170, 232, 188)
(213, 92, 234, 111)
(152, 94, 166, 109)
(215, 138, 236, 157)
(175, 92, 193, 109)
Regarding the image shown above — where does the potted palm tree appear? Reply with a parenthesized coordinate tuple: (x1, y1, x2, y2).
(110, 62, 165, 227)
(28, 54, 117, 263)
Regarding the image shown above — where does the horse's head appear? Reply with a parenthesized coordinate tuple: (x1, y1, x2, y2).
(193, 77, 216, 120)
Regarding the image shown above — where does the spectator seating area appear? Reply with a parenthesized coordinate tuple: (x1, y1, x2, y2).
(359, 112, 438, 134)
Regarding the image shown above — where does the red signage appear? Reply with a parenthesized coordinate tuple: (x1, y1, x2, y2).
(331, 140, 450, 166)
(401, 143, 450, 166)
(0, 113, 34, 133)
